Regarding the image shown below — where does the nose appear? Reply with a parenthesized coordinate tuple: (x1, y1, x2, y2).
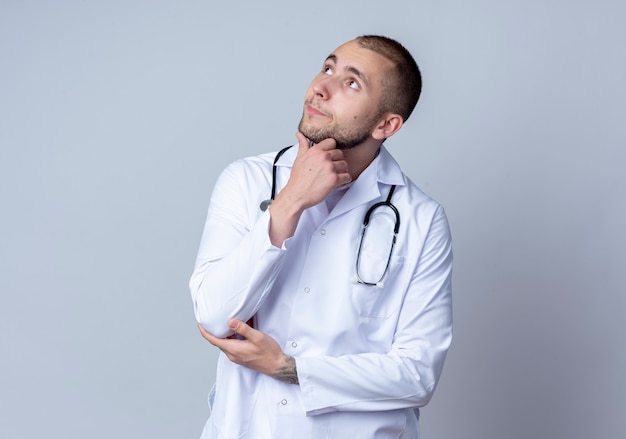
(311, 75, 333, 100)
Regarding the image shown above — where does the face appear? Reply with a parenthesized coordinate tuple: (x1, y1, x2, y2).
(298, 40, 393, 150)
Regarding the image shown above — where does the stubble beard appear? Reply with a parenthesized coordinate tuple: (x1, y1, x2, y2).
(297, 109, 383, 150)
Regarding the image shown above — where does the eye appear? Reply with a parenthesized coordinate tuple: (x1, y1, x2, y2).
(348, 79, 360, 90)
(323, 65, 333, 75)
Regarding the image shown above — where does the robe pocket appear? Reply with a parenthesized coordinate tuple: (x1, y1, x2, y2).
(351, 255, 406, 318)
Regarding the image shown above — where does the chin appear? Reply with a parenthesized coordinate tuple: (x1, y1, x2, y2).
(298, 122, 325, 144)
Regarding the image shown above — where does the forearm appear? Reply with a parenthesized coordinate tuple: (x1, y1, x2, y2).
(190, 216, 286, 337)
(296, 343, 449, 415)
(267, 190, 305, 248)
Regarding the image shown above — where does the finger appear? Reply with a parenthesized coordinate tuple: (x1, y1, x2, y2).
(197, 324, 224, 347)
(314, 137, 337, 151)
(337, 171, 352, 187)
(328, 148, 345, 162)
(334, 160, 350, 174)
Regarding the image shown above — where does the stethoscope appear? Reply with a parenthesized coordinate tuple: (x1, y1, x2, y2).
(260, 145, 400, 287)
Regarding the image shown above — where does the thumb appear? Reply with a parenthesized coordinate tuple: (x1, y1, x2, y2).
(295, 132, 313, 154)
(228, 319, 257, 340)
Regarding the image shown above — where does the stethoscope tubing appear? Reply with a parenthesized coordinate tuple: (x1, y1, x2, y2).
(355, 184, 399, 286)
(259, 145, 293, 212)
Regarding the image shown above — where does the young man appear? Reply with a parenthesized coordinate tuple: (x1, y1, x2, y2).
(190, 35, 453, 438)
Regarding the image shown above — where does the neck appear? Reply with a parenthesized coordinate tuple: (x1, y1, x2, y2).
(343, 142, 382, 181)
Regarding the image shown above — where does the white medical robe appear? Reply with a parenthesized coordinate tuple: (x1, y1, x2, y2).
(190, 145, 453, 438)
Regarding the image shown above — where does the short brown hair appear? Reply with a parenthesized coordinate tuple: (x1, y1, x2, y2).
(356, 35, 422, 122)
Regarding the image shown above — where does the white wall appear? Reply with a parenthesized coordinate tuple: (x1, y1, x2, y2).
(1, 1, 624, 438)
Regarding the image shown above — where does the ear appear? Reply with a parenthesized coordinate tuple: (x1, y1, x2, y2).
(371, 113, 403, 141)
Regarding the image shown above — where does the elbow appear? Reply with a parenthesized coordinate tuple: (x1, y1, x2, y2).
(193, 296, 234, 338)
(398, 347, 449, 408)
(400, 371, 437, 408)
(190, 277, 233, 338)
(413, 382, 437, 407)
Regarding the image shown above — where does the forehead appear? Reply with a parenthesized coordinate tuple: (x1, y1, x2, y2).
(326, 40, 393, 82)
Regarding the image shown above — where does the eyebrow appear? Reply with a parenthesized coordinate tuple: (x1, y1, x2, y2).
(325, 54, 370, 87)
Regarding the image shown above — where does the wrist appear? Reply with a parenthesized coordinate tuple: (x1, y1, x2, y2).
(270, 354, 299, 385)
(268, 193, 305, 248)
(271, 189, 307, 218)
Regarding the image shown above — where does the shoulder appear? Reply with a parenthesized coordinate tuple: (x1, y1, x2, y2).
(225, 151, 276, 173)
(400, 176, 441, 208)
(215, 150, 281, 186)
(390, 174, 451, 246)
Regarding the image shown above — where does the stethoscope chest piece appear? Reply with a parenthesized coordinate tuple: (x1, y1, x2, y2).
(259, 199, 273, 212)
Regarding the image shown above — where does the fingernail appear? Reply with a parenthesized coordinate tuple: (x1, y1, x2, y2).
(229, 320, 239, 330)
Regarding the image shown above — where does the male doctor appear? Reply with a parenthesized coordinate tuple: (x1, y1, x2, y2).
(190, 35, 453, 438)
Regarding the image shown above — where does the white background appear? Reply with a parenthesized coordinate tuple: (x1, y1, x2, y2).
(1, 1, 624, 438)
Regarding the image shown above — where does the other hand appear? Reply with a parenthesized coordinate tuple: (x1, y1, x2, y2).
(198, 319, 299, 384)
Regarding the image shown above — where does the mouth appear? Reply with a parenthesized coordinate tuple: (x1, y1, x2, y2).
(305, 103, 327, 117)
